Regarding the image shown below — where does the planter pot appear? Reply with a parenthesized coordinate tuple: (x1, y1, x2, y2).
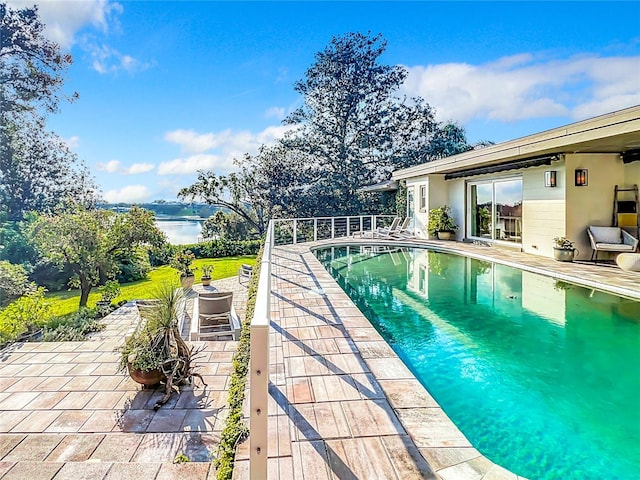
(180, 274, 195, 290)
(553, 247, 576, 262)
(436, 231, 454, 240)
(201, 277, 211, 287)
(127, 363, 166, 386)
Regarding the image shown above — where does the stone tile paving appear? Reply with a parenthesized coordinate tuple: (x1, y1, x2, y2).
(0, 276, 247, 480)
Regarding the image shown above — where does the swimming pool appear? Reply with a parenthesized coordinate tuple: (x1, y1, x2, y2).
(315, 246, 640, 480)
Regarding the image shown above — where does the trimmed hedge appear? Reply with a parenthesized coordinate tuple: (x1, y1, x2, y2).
(214, 242, 263, 479)
(148, 239, 261, 267)
(183, 239, 261, 258)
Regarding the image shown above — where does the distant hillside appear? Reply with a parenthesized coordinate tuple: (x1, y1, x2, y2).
(98, 202, 220, 219)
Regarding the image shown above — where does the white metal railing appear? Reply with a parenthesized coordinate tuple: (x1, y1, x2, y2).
(248, 215, 394, 476)
(249, 220, 273, 479)
(272, 215, 396, 245)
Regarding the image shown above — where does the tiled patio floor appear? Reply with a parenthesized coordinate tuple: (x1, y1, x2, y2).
(0, 277, 247, 480)
(2, 241, 637, 479)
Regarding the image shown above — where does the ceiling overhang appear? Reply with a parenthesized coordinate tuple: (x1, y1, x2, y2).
(393, 105, 640, 181)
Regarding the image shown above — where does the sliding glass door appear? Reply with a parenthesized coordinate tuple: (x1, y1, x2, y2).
(468, 177, 522, 244)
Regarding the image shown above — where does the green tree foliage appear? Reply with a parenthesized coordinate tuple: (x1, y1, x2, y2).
(0, 3, 97, 221)
(178, 168, 267, 234)
(0, 286, 49, 345)
(249, 32, 473, 217)
(180, 32, 477, 221)
(0, 260, 33, 307)
(0, 2, 76, 115)
(28, 206, 167, 307)
(202, 211, 256, 241)
(1, 115, 97, 220)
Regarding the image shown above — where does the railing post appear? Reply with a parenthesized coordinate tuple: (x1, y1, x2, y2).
(314, 218, 318, 241)
(292, 219, 297, 244)
(360, 216, 363, 234)
(250, 221, 272, 479)
(331, 218, 335, 239)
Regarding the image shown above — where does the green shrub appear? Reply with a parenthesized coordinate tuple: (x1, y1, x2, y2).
(183, 239, 261, 259)
(0, 287, 50, 345)
(0, 260, 33, 307)
(41, 308, 105, 342)
(115, 248, 152, 283)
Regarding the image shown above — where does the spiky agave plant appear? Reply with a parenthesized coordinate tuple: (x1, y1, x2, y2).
(118, 282, 206, 409)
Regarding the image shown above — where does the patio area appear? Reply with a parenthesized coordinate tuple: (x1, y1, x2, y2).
(0, 277, 246, 480)
(1, 238, 637, 479)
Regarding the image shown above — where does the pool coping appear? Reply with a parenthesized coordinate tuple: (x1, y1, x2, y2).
(295, 240, 529, 480)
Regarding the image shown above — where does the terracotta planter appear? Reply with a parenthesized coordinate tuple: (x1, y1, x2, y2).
(553, 247, 576, 262)
(201, 277, 211, 287)
(180, 274, 195, 290)
(436, 231, 454, 240)
(127, 364, 166, 386)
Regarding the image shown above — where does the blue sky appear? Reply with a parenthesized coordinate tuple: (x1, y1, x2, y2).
(9, 1, 640, 203)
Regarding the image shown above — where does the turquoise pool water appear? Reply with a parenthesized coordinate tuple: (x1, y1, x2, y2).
(315, 246, 640, 480)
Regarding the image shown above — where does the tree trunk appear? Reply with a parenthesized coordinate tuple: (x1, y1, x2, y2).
(78, 275, 91, 307)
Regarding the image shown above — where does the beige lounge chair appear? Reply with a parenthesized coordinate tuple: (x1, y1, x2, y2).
(190, 291, 241, 341)
(353, 217, 401, 238)
(238, 263, 253, 284)
(587, 226, 638, 262)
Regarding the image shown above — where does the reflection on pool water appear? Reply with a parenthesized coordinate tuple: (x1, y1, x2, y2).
(315, 245, 640, 480)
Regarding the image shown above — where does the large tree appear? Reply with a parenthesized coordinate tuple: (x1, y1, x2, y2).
(28, 207, 166, 307)
(257, 32, 472, 217)
(1, 115, 97, 220)
(178, 163, 268, 234)
(181, 32, 475, 222)
(0, 2, 95, 221)
(0, 2, 76, 115)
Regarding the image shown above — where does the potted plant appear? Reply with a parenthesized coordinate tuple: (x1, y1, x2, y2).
(117, 284, 205, 406)
(553, 237, 578, 262)
(200, 264, 214, 287)
(428, 205, 458, 240)
(96, 280, 120, 314)
(171, 249, 196, 290)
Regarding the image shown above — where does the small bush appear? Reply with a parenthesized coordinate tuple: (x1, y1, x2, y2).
(41, 308, 105, 342)
(0, 260, 33, 307)
(0, 287, 50, 345)
(183, 239, 261, 259)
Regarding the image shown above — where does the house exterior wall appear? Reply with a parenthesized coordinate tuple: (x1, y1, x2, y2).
(565, 153, 625, 260)
(521, 163, 567, 258)
(407, 154, 638, 260)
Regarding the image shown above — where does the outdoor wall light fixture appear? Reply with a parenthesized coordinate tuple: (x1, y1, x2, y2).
(575, 168, 588, 186)
(544, 171, 557, 187)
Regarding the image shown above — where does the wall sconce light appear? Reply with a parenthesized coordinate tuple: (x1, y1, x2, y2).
(544, 171, 557, 187)
(575, 169, 588, 186)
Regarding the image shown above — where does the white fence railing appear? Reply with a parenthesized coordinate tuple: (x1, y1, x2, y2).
(272, 215, 396, 245)
(248, 215, 394, 477)
(249, 220, 273, 479)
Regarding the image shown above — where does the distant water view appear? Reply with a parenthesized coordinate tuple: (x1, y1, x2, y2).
(155, 217, 204, 245)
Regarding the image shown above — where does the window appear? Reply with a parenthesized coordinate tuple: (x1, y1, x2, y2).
(419, 185, 427, 211)
(468, 177, 522, 244)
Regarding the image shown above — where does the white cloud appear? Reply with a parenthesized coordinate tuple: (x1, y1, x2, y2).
(64, 135, 80, 149)
(402, 53, 640, 123)
(88, 43, 154, 74)
(157, 154, 229, 175)
(7, 0, 123, 49)
(159, 124, 293, 175)
(96, 160, 155, 174)
(265, 106, 286, 120)
(103, 184, 151, 203)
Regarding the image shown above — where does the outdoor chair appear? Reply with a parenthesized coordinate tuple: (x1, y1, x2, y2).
(352, 217, 400, 238)
(238, 263, 253, 284)
(389, 218, 416, 239)
(587, 226, 638, 262)
(190, 291, 240, 341)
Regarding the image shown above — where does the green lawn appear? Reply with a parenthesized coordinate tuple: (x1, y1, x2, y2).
(46, 256, 256, 317)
